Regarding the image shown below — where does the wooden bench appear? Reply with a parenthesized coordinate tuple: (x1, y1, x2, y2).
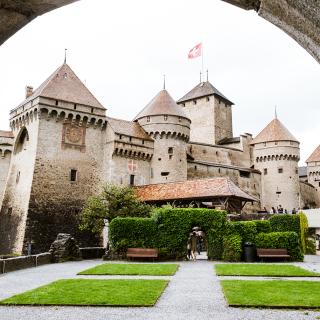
(257, 248, 290, 261)
(127, 248, 158, 261)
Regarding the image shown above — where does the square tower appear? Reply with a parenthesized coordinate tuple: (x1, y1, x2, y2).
(177, 81, 234, 145)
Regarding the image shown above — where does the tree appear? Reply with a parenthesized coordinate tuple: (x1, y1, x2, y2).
(79, 184, 151, 234)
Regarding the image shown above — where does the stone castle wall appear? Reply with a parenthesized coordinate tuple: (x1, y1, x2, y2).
(0, 111, 40, 254)
(0, 137, 12, 206)
(300, 181, 320, 209)
(181, 95, 232, 144)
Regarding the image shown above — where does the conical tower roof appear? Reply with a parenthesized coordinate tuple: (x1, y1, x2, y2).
(177, 81, 234, 105)
(18, 63, 105, 110)
(251, 118, 298, 145)
(306, 145, 320, 163)
(134, 89, 189, 121)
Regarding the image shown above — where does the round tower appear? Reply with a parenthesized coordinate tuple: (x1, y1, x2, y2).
(134, 89, 191, 184)
(252, 117, 300, 212)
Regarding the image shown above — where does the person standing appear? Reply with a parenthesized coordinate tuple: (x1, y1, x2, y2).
(187, 234, 192, 260)
(190, 231, 198, 261)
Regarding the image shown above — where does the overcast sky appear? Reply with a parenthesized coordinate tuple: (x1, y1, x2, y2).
(0, 0, 319, 164)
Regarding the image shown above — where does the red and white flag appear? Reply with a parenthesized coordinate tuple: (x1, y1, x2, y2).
(188, 43, 202, 59)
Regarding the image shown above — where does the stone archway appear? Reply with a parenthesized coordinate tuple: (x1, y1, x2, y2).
(0, 0, 319, 64)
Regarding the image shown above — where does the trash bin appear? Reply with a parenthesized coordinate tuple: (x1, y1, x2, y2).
(243, 242, 256, 262)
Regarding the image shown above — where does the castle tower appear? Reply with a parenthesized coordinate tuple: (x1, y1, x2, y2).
(0, 63, 107, 254)
(251, 118, 300, 211)
(306, 145, 320, 196)
(177, 81, 234, 145)
(134, 89, 191, 184)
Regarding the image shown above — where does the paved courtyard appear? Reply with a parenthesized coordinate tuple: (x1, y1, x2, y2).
(0, 256, 320, 320)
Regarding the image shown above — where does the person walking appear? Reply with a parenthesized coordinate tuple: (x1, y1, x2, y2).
(190, 231, 198, 261)
(187, 234, 192, 260)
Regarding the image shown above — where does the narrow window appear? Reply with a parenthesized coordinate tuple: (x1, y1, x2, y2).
(129, 137, 132, 142)
(295, 168, 298, 174)
(194, 166, 197, 171)
(142, 140, 145, 145)
(70, 169, 78, 182)
(91, 107, 94, 113)
(240, 171, 250, 178)
(178, 117, 182, 122)
(264, 168, 268, 175)
(278, 168, 283, 174)
(119, 135, 122, 140)
(16, 171, 20, 183)
(193, 100, 197, 105)
(147, 116, 150, 122)
(161, 172, 170, 176)
(130, 174, 135, 186)
(168, 147, 173, 154)
(164, 115, 168, 121)
(73, 104, 77, 110)
(158, 158, 161, 161)
(206, 97, 210, 102)
(55, 100, 58, 106)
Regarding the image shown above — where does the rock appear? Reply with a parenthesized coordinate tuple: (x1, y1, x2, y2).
(49, 233, 81, 262)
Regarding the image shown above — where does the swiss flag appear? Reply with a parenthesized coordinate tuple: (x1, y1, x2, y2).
(188, 43, 202, 59)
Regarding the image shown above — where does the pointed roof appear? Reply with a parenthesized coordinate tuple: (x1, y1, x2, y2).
(306, 145, 320, 163)
(251, 118, 298, 145)
(134, 89, 189, 121)
(177, 81, 234, 105)
(18, 64, 105, 110)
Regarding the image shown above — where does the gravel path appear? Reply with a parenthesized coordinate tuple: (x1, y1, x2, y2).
(1, 258, 320, 320)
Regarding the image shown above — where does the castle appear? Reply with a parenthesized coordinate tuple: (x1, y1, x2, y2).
(0, 63, 319, 254)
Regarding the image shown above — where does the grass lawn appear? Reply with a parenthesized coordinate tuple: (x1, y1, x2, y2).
(78, 263, 179, 276)
(221, 280, 320, 308)
(215, 264, 320, 277)
(0, 279, 168, 306)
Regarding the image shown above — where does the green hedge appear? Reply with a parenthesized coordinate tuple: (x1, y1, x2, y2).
(269, 213, 308, 254)
(227, 221, 257, 244)
(306, 238, 316, 255)
(255, 231, 303, 261)
(254, 220, 271, 233)
(109, 217, 158, 253)
(109, 208, 227, 260)
(222, 234, 242, 262)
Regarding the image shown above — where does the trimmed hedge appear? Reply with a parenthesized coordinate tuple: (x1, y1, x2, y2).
(227, 221, 257, 244)
(255, 232, 303, 261)
(306, 238, 316, 255)
(269, 213, 307, 254)
(110, 208, 227, 260)
(254, 220, 271, 234)
(222, 234, 242, 262)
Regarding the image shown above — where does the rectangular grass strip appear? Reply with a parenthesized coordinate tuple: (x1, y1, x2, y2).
(0, 279, 168, 306)
(78, 263, 179, 276)
(221, 280, 320, 308)
(215, 264, 320, 277)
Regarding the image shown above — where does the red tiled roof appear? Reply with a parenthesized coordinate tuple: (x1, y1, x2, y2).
(306, 145, 320, 163)
(0, 130, 13, 138)
(135, 178, 257, 202)
(251, 118, 298, 144)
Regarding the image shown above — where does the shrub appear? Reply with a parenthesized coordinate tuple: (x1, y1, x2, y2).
(109, 217, 158, 254)
(109, 208, 227, 260)
(253, 220, 271, 234)
(269, 213, 308, 254)
(227, 221, 257, 244)
(305, 238, 316, 255)
(222, 234, 242, 262)
(255, 231, 303, 261)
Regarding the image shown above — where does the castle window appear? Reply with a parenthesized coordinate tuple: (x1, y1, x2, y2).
(168, 147, 173, 154)
(119, 135, 122, 140)
(264, 168, 268, 175)
(129, 174, 135, 186)
(296, 168, 298, 174)
(8, 207, 12, 215)
(70, 169, 78, 182)
(206, 97, 210, 102)
(55, 100, 58, 106)
(278, 168, 283, 174)
(216, 151, 219, 156)
(91, 108, 94, 113)
(142, 140, 145, 145)
(218, 168, 221, 174)
(161, 172, 170, 176)
(240, 171, 250, 178)
(158, 158, 161, 161)
(182, 103, 185, 107)
(164, 115, 168, 121)
(147, 116, 150, 122)
(193, 100, 197, 105)
(275, 142, 278, 145)
(194, 166, 197, 170)
(73, 104, 77, 110)
(169, 155, 173, 159)
(178, 117, 182, 122)
(263, 142, 266, 147)
(129, 137, 132, 142)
